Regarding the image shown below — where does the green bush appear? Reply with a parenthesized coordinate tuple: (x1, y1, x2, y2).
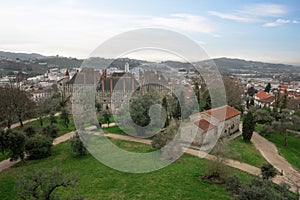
(70, 132, 86, 156)
(6, 130, 26, 161)
(23, 126, 36, 137)
(42, 125, 58, 139)
(226, 175, 241, 195)
(261, 163, 277, 180)
(25, 134, 53, 160)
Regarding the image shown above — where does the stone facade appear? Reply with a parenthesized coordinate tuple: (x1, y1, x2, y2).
(182, 105, 241, 146)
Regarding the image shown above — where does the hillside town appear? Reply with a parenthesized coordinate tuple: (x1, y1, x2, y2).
(1, 0, 300, 199)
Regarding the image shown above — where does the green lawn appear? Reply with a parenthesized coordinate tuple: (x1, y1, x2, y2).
(0, 139, 255, 200)
(98, 115, 115, 124)
(255, 123, 263, 132)
(103, 126, 126, 134)
(16, 115, 76, 137)
(0, 151, 9, 162)
(227, 136, 268, 168)
(263, 133, 300, 170)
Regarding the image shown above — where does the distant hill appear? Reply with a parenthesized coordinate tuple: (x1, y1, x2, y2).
(210, 57, 300, 74)
(195, 57, 300, 75)
(38, 57, 83, 69)
(1, 51, 300, 77)
(0, 51, 47, 60)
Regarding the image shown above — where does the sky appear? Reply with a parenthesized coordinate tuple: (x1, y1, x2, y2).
(0, 0, 300, 65)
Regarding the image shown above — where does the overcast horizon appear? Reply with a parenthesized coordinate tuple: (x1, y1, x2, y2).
(1, 0, 300, 65)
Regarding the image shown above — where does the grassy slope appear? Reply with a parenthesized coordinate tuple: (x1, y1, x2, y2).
(264, 133, 300, 170)
(103, 126, 126, 134)
(0, 140, 255, 200)
(257, 123, 300, 170)
(15, 115, 75, 137)
(227, 136, 268, 168)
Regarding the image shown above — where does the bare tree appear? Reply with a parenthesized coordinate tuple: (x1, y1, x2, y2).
(0, 84, 33, 128)
(223, 75, 244, 107)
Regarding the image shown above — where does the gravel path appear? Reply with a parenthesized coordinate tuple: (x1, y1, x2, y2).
(1, 123, 299, 192)
(251, 131, 300, 190)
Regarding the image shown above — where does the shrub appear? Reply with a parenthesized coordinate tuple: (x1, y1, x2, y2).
(261, 124, 275, 135)
(226, 175, 241, 195)
(49, 112, 57, 125)
(25, 134, 52, 160)
(42, 125, 58, 139)
(23, 126, 36, 137)
(0, 129, 8, 153)
(70, 132, 86, 156)
(6, 130, 26, 161)
(261, 163, 277, 180)
(61, 109, 70, 127)
(237, 178, 274, 200)
(151, 121, 178, 149)
(205, 158, 229, 180)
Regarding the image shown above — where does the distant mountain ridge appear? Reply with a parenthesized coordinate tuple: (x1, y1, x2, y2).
(0, 51, 299, 76)
(0, 51, 47, 60)
(206, 57, 300, 74)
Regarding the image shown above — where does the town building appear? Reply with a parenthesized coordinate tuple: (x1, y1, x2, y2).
(182, 105, 241, 146)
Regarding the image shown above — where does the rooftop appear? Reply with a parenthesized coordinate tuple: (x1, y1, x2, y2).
(193, 119, 215, 131)
(204, 105, 241, 121)
(255, 91, 272, 100)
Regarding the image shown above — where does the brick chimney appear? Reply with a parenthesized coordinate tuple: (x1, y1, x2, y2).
(110, 75, 113, 92)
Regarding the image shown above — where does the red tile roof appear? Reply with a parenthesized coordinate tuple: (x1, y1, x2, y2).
(257, 95, 275, 103)
(255, 91, 272, 100)
(204, 105, 241, 121)
(279, 85, 288, 89)
(193, 119, 215, 131)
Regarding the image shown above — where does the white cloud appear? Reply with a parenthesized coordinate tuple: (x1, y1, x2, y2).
(293, 20, 300, 24)
(240, 3, 288, 17)
(209, 3, 289, 24)
(208, 11, 260, 22)
(0, 3, 217, 58)
(148, 13, 215, 33)
(263, 19, 290, 27)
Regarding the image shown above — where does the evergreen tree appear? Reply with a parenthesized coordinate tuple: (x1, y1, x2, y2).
(242, 111, 256, 142)
(49, 112, 57, 125)
(250, 98, 255, 107)
(193, 81, 201, 108)
(60, 109, 70, 128)
(203, 90, 211, 111)
(102, 111, 111, 126)
(173, 100, 181, 120)
(264, 83, 271, 93)
(281, 91, 287, 110)
(162, 97, 169, 127)
(70, 132, 87, 156)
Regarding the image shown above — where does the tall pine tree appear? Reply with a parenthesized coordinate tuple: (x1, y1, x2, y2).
(242, 111, 256, 142)
(264, 83, 271, 93)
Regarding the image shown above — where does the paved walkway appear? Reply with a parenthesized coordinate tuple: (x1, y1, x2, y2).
(251, 131, 300, 190)
(287, 129, 300, 136)
(1, 122, 299, 192)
